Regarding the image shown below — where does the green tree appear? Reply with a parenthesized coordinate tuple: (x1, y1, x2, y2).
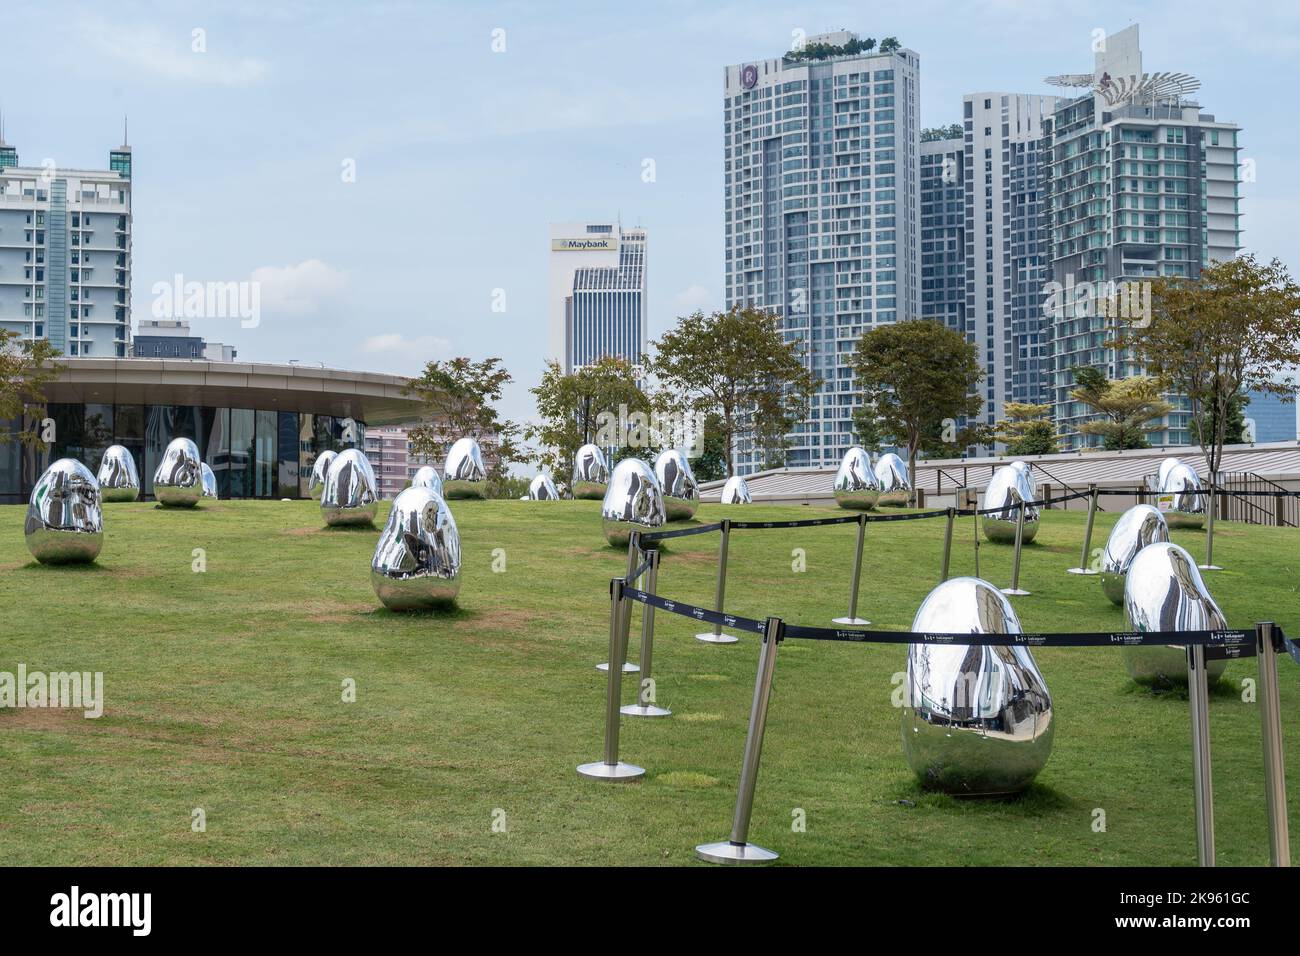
(995, 402, 1059, 456)
(878, 36, 901, 53)
(690, 413, 729, 482)
(403, 356, 522, 497)
(648, 306, 820, 478)
(0, 330, 62, 450)
(849, 319, 985, 501)
(1118, 255, 1300, 478)
(1070, 367, 1173, 450)
(525, 356, 649, 480)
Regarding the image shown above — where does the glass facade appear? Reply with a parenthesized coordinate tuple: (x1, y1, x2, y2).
(0, 403, 364, 503)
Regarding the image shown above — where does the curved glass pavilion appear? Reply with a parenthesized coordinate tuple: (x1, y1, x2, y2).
(1, 358, 424, 503)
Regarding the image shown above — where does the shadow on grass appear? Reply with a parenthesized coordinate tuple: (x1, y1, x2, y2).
(1118, 677, 1243, 703)
(18, 560, 109, 573)
(892, 778, 1076, 816)
(319, 524, 380, 534)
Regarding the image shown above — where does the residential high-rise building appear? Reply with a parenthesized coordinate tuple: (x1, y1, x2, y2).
(132, 319, 238, 362)
(724, 32, 921, 472)
(547, 222, 647, 375)
(1044, 25, 1242, 448)
(0, 133, 133, 358)
(919, 134, 966, 333)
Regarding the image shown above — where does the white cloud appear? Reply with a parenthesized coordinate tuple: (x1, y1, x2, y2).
(672, 283, 716, 314)
(361, 333, 450, 356)
(250, 259, 346, 314)
(76, 19, 270, 87)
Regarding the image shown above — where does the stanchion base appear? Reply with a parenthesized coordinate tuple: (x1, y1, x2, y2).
(832, 616, 870, 626)
(695, 840, 778, 865)
(1000, 588, 1030, 596)
(695, 632, 740, 644)
(576, 760, 645, 781)
(621, 703, 672, 718)
(1065, 567, 1099, 575)
(1198, 564, 1223, 572)
(596, 661, 640, 673)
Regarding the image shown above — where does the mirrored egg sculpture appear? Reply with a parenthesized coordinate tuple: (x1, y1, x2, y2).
(833, 446, 880, 510)
(1123, 542, 1228, 686)
(410, 465, 443, 498)
(1100, 504, 1169, 605)
(443, 437, 488, 500)
(720, 474, 753, 505)
(371, 486, 461, 610)
(1156, 456, 1180, 492)
(654, 449, 699, 520)
(320, 448, 379, 526)
(25, 458, 104, 564)
(527, 473, 560, 500)
(1159, 461, 1206, 529)
(96, 444, 140, 502)
(982, 464, 1039, 544)
(601, 457, 666, 547)
(901, 576, 1054, 796)
(308, 450, 337, 500)
(874, 452, 911, 506)
(200, 463, 218, 499)
(572, 443, 610, 500)
(153, 437, 203, 507)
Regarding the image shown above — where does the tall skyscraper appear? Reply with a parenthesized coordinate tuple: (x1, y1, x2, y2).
(919, 133, 966, 334)
(548, 222, 647, 375)
(723, 32, 921, 473)
(0, 134, 133, 358)
(1044, 25, 1242, 448)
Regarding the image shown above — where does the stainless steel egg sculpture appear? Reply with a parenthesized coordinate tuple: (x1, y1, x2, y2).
(720, 474, 753, 504)
(654, 448, 699, 520)
(1159, 461, 1206, 530)
(443, 437, 488, 499)
(1100, 505, 1169, 605)
(601, 457, 666, 547)
(833, 446, 880, 510)
(1123, 542, 1228, 686)
(572, 443, 610, 500)
(200, 463, 218, 499)
(410, 464, 443, 498)
(527, 473, 560, 500)
(901, 576, 1054, 796)
(308, 450, 337, 500)
(1156, 456, 1180, 492)
(96, 444, 140, 502)
(153, 437, 203, 507)
(320, 448, 379, 526)
(981, 464, 1039, 544)
(874, 452, 911, 506)
(24, 458, 104, 564)
(371, 486, 461, 610)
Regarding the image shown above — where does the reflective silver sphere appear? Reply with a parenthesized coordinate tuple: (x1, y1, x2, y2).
(982, 464, 1039, 544)
(572, 443, 610, 500)
(96, 444, 140, 502)
(601, 457, 666, 547)
(834, 446, 880, 509)
(308, 450, 338, 500)
(410, 465, 444, 498)
(901, 576, 1054, 796)
(443, 437, 488, 500)
(720, 474, 752, 504)
(1101, 505, 1169, 605)
(654, 448, 699, 520)
(874, 452, 911, 506)
(527, 473, 560, 500)
(371, 487, 461, 610)
(1156, 456, 1180, 491)
(153, 437, 203, 507)
(1124, 542, 1228, 686)
(1159, 460, 1206, 530)
(200, 462, 218, 499)
(321, 448, 379, 526)
(25, 458, 104, 564)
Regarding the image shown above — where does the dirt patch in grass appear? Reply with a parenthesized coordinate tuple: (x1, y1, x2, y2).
(656, 771, 719, 789)
(283, 526, 324, 537)
(677, 712, 723, 723)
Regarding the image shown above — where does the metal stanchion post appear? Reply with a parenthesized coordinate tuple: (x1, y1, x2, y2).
(1067, 484, 1100, 575)
(696, 519, 739, 644)
(1200, 474, 1222, 571)
(1257, 622, 1291, 866)
(971, 491, 981, 580)
(1001, 500, 1030, 596)
(696, 617, 783, 864)
(623, 549, 670, 718)
(578, 578, 646, 781)
(598, 532, 643, 673)
(833, 513, 870, 625)
(940, 507, 955, 583)
(1187, 643, 1216, 866)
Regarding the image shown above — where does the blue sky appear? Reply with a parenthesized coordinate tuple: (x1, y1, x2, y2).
(2, 0, 1297, 425)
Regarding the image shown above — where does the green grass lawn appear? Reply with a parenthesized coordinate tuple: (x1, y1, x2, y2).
(1, 496, 1297, 866)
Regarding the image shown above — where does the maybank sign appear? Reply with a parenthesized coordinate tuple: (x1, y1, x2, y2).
(552, 237, 619, 252)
